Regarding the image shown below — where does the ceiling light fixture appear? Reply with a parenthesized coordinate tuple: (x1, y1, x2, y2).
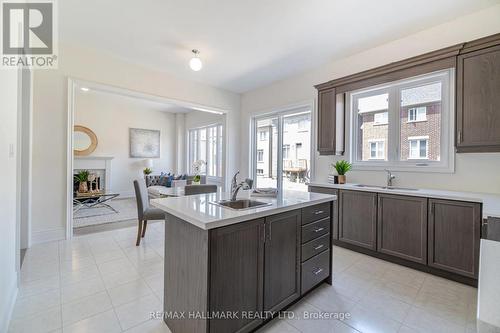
(80, 87, 89, 92)
(189, 49, 202, 71)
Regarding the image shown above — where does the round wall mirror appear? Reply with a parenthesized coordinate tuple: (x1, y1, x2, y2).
(74, 125, 98, 156)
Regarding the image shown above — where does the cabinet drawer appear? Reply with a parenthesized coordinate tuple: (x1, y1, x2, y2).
(302, 202, 330, 225)
(301, 251, 330, 294)
(302, 218, 330, 243)
(302, 233, 330, 262)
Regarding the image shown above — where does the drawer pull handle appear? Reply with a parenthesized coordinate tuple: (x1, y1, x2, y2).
(314, 210, 324, 215)
(313, 268, 324, 275)
(314, 227, 324, 233)
(314, 244, 324, 250)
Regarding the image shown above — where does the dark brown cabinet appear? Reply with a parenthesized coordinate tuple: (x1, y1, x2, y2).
(377, 194, 428, 264)
(308, 186, 338, 240)
(209, 219, 265, 333)
(317, 88, 337, 155)
(456, 36, 500, 152)
(338, 190, 377, 250)
(264, 210, 301, 312)
(428, 199, 481, 278)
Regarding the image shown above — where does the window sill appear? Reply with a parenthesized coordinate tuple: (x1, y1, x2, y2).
(407, 119, 427, 123)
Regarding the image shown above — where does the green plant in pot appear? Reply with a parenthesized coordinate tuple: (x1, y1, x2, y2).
(332, 160, 352, 184)
(74, 170, 90, 193)
(143, 167, 153, 176)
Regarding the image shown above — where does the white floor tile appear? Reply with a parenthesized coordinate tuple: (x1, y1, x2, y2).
(62, 309, 122, 333)
(107, 278, 154, 307)
(61, 291, 112, 326)
(12, 289, 60, 319)
(8, 306, 61, 333)
(61, 277, 106, 304)
(123, 319, 172, 333)
(114, 294, 162, 330)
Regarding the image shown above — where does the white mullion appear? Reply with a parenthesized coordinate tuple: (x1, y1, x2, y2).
(277, 115, 283, 192)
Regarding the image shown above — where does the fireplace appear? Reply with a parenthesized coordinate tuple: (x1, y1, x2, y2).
(73, 156, 113, 194)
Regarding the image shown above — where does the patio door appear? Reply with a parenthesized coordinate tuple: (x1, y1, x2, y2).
(252, 107, 312, 192)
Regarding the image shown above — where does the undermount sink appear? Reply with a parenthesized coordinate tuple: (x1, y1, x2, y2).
(354, 184, 418, 191)
(212, 199, 272, 210)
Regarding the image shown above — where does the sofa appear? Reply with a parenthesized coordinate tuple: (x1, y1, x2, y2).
(145, 175, 206, 198)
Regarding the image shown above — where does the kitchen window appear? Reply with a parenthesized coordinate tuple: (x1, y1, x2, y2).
(408, 107, 427, 122)
(188, 124, 223, 181)
(409, 137, 428, 159)
(257, 149, 264, 162)
(369, 140, 385, 159)
(374, 112, 388, 125)
(348, 69, 453, 172)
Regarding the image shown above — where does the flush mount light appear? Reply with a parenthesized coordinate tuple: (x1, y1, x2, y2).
(189, 49, 202, 71)
(80, 87, 89, 92)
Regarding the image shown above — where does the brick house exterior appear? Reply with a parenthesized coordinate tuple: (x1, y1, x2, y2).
(358, 101, 441, 161)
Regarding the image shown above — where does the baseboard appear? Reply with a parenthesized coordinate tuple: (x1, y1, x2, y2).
(32, 227, 66, 245)
(0, 274, 18, 333)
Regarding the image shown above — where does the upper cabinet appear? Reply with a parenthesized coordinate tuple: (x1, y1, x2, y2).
(456, 34, 500, 152)
(317, 88, 337, 155)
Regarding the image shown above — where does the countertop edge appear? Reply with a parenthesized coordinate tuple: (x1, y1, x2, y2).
(307, 182, 500, 219)
(151, 195, 337, 230)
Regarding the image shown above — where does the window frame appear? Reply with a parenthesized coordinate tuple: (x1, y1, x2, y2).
(408, 136, 429, 160)
(188, 123, 223, 182)
(408, 106, 427, 123)
(257, 149, 264, 162)
(346, 68, 454, 173)
(368, 139, 385, 160)
(373, 111, 389, 125)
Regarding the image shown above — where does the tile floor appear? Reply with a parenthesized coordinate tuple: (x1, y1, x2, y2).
(10, 222, 485, 333)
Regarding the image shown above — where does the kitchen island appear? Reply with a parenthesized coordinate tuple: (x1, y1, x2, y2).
(151, 190, 336, 333)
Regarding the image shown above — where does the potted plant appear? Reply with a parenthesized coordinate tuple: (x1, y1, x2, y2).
(143, 167, 153, 176)
(191, 160, 206, 185)
(332, 160, 352, 184)
(74, 170, 90, 193)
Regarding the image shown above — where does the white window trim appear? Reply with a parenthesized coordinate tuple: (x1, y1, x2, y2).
(373, 111, 389, 125)
(249, 101, 315, 191)
(368, 139, 385, 160)
(188, 123, 224, 182)
(407, 106, 427, 123)
(408, 136, 429, 160)
(345, 69, 455, 173)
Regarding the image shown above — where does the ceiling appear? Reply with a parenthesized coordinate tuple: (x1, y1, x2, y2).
(60, 0, 499, 93)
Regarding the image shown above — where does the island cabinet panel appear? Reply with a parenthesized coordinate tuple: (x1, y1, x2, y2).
(377, 194, 428, 264)
(317, 88, 336, 155)
(338, 190, 377, 250)
(457, 44, 500, 152)
(264, 210, 301, 312)
(308, 186, 338, 240)
(428, 199, 481, 278)
(209, 218, 265, 333)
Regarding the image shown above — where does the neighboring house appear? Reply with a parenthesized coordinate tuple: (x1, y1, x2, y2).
(256, 114, 311, 178)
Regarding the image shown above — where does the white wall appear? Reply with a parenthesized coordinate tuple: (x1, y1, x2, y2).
(241, 5, 500, 195)
(0, 69, 19, 332)
(74, 91, 177, 197)
(185, 110, 224, 130)
(31, 43, 240, 243)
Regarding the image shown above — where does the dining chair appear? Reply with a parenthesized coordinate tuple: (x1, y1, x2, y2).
(133, 179, 165, 246)
(184, 184, 217, 195)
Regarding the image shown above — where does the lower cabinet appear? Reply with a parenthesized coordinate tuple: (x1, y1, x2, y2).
(428, 199, 481, 278)
(264, 210, 301, 312)
(338, 190, 377, 250)
(209, 219, 265, 333)
(308, 186, 338, 240)
(377, 194, 428, 264)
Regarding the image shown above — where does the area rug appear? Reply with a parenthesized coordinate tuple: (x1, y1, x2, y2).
(73, 197, 137, 228)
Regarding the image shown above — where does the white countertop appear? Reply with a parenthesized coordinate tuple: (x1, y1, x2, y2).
(308, 182, 500, 219)
(151, 190, 337, 230)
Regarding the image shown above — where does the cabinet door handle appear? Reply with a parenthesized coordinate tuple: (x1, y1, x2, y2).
(314, 227, 324, 233)
(313, 268, 324, 275)
(314, 210, 324, 215)
(314, 244, 324, 250)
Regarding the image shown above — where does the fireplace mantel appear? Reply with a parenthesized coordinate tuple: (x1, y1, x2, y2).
(73, 156, 113, 191)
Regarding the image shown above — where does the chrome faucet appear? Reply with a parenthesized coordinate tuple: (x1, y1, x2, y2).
(385, 169, 396, 187)
(230, 171, 253, 201)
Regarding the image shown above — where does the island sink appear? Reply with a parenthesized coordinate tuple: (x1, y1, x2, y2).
(212, 199, 271, 210)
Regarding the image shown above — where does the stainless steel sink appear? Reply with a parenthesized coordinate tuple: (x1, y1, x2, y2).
(212, 199, 272, 210)
(354, 184, 418, 191)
